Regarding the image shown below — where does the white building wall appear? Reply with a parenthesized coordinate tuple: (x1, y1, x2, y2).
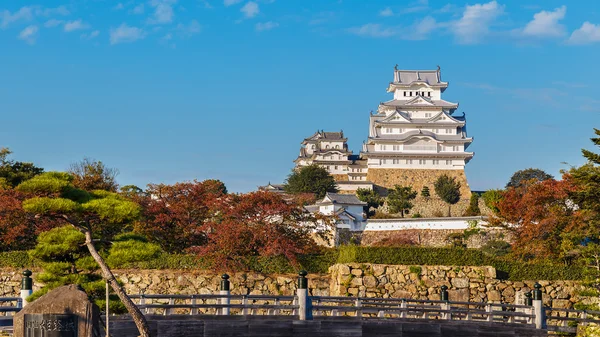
(365, 216, 487, 231)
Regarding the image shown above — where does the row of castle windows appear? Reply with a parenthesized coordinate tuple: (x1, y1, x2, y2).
(379, 144, 460, 151)
(312, 144, 341, 150)
(380, 159, 453, 165)
(404, 91, 431, 97)
(383, 128, 455, 134)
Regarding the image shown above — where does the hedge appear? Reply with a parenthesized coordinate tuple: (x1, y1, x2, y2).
(0, 247, 585, 281)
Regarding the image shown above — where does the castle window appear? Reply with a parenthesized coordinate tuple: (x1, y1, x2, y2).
(326, 145, 329, 149)
(433, 128, 439, 133)
(335, 166, 338, 170)
(428, 92, 431, 97)
(409, 91, 413, 96)
(406, 159, 413, 164)
(393, 159, 399, 164)
(381, 145, 387, 150)
(386, 128, 392, 133)
(382, 159, 387, 164)
(422, 92, 425, 96)
(446, 129, 452, 134)
(336, 145, 339, 149)
(446, 160, 452, 165)
(425, 113, 431, 118)
(419, 159, 426, 165)
(433, 160, 439, 165)
(393, 145, 400, 151)
(312, 145, 316, 149)
(404, 92, 407, 97)
(416, 91, 420, 96)
(453, 146, 459, 151)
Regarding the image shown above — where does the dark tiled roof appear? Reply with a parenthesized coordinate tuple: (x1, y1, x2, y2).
(319, 193, 367, 206)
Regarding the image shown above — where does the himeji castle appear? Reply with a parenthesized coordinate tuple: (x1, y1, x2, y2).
(295, 66, 474, 196)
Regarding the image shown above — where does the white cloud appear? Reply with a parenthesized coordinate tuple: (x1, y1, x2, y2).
(241, 2, 259, 18)
(522, 6, 566, 38)
(82, 30, 100, 40)
(568, 22, 600, 45)
(148, 0, 177, 24)
(64, 20, 90, 32)
(44, 19, 64, 28)
(255, 21, 278, 31)
(18, 25, 38, 44)
(450, 1, 504, 44)
(132, 4, 145, 15)
(379, 8, 393, 17)
(0, 7, 34, 29)
(224, 0, 242, 6)
(114, 3, 125, 10)
(110, 23, 146, 44)
(176, 20, 202, 37)
(348, 23, 396, 38)
(412, 16, 437, 39)
(36, 6, 70, 17)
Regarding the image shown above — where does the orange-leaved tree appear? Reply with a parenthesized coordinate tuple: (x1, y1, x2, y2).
(192, 191, 331, 271)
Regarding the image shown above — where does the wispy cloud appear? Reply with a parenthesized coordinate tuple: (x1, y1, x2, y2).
(309, 11, 336, 26)
(64, 20, 90, 32)
(520, 6, 566, 38)
(44, 19, 63, 28)
(255, 21, 278, 31)
(241, 2, 259, 18)
(113, 3, 125, 11)
(568, 22, 600, 45)
(148, 0, 177, 24)
(224, 0, 242, 6)
(1, 7, 34, 29)
(110, 23, 146, 45)
(18, 25, 38, 44)
(450, 1, 504, 44)
(348, 23, 396, 38)
(1, 5, 70, 29)
(81, 30, 100, 40)
(348, 16, 437, 40)
(132, 4, 145, 15)
(176, 20, 201, 37)
(379, 8, 393, 17)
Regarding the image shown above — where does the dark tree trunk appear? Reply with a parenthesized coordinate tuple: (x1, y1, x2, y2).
(83, 230, 152, 337)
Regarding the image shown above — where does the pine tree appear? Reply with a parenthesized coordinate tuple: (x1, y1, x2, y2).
(434, 175, 461, 217)
(582, 128, 600, 164)
(387, 185, 417, 217)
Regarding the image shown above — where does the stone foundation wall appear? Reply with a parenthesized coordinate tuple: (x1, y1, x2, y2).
(367, 169, 472, 198)
(360, 228, 512, 248)
(332, 174, 348, 182)
(329, 264, 583, 309)
(0, 264, 583, 310)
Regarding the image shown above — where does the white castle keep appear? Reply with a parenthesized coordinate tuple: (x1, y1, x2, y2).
(295, 66, 474, 194)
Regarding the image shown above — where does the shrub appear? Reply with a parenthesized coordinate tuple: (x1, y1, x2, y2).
(481, 240, 511, 257)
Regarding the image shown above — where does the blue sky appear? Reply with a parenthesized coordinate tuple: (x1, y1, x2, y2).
(1, 0, 599, 192)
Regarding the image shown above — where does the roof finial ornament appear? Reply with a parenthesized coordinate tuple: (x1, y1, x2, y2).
(437, 65, 440, 72)
(394, 64, 398, 71)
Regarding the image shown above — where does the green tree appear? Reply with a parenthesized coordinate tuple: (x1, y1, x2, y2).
(387, 185, 417, 217)
(434, 175, 461, 217)
(0, 148, 44, 187)
(582, 128, 600, 164)
(463, 193, 481, 216)
(356, 188, 383, 217)
(481, 189, 503, 216)
(284, 164, 337, 199)
(17, 172, 152, 337)
(68, 158, 119, 192)
(30, 227, 161, 313)
(506, 168, 553, 189)
(421, 186, 430, 199)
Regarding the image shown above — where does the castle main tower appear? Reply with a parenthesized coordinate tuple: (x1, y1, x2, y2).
(361, 66, 474, 196)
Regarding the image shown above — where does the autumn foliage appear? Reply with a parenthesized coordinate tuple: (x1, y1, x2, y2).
(492, 176, 584, 260)
(133, 180, 226, 253)
(192, 191, 330, 271)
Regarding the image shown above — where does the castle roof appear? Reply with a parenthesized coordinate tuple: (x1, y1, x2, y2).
(303, 130, 346, 143)
(317, 193, 367, 206)
(388, 67, 449, 92)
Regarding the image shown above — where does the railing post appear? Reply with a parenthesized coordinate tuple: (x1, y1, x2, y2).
(486, 304, 493, 322)
(296, 270, 311, 320)
(165, 297, 174, 316)
(440, 285, 449, 302)
(400, 299, 407, 318)
(190, 295, 198, 315)
(220, 274, 231, 315)
(532, 282, 545, 329)
(355, 298, 362, 318)
(21, 270, 32, 307)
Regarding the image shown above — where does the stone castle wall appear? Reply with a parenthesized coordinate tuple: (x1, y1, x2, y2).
(0, 264, 584, 310)
(367, 168, 472, 198)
